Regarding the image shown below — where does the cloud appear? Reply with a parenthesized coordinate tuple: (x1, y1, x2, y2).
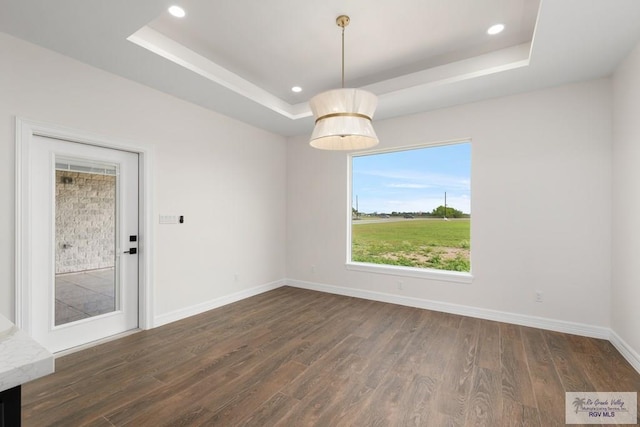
(386, 183, 433, 189)
(356, 169, 470, 191)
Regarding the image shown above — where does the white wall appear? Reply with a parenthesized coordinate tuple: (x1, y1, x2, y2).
(287, 79, 612, 330)
(612, 40, 640, 356)
(0, 32, 287, 322)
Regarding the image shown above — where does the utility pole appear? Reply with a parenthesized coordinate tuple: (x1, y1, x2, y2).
(444, 192, 447, 220)
(356, 195, 359, 218)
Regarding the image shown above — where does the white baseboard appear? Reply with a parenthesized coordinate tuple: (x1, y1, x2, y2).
(154, 280, 285, 327)
(286, 279, 611, 340)
(609, 330, 640, 374)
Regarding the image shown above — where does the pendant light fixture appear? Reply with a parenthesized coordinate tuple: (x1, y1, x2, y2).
(309, 15, 379, 150)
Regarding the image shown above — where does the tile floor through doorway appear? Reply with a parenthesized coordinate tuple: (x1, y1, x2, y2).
(55, 268, 115, 325)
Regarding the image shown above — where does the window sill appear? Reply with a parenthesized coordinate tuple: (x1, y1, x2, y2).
(345, 262, 473, 284)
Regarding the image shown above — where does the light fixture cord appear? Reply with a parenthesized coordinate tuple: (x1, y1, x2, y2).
(341, 24, 345, 88)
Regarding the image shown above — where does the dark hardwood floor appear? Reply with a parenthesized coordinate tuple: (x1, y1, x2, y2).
(22, 286, 640, 426)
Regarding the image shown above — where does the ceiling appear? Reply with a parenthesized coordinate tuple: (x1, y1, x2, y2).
(2, 0, 640, 137)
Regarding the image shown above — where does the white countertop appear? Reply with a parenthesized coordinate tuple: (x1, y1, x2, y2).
(0, 314, 54, 392)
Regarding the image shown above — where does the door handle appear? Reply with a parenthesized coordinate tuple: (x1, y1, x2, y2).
(124, 248, 137, 255)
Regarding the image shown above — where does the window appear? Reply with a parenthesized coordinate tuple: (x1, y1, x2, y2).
(349, 141, 471, 276)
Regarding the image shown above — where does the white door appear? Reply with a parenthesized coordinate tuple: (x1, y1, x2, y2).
(29, 135, 139, 353)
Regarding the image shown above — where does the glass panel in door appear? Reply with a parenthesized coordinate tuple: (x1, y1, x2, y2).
(54, 159, 119, 326)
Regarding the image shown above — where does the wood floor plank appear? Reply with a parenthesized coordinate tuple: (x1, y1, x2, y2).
(520, 326, 567, 427)
(563, 333, 603, 355)
(20, 287, 640, 427)
(363, 329, 413, 388)
(429, 317, 480, 425)
(352, 301, 415, 346)
(465, 366, 501, 427)
(397, 374, 438, 426)
(388, 311, 441, 380)
(107, 370, 239, 425)
(573, 350, 640, 425)
(314, 380, 374, 426)
(499, 323, 537, 408)
(238, 392, 300, 427)
(351, 372, 410, 425)
(293, 318, 361, 367)
(501, 399, 541, 427)
(20, 384, 78, 411)
(197, 331, 310, 403)
(275, 374, 351, 426)
(440, 317, 480, 393)
(429, 405, 465, 427)
(24, 375, 164, 427)
(84, 416, 118, 427)
(411, 323, 459, 378)
(283, 334, 364, 400)
(592, 340, 640, 391)
(543, 330, 596, 392)
(331, 352, 369, 381)
(154, 406, 216, 427)
(200, 360, 307, 426)
(282, 335, 365, 400)
(151, 327, 272, 384)
(72, 342, 199, 397)
(476, 320, 500, 371)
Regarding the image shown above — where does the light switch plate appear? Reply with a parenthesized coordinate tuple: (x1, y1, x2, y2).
(159, 215, 179, 224)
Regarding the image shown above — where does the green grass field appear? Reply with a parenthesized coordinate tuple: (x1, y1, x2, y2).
(352, 219, 470, 271)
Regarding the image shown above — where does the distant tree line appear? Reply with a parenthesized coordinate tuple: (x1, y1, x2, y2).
(385, 205, 469, 218)
(354, 205, 469, 218)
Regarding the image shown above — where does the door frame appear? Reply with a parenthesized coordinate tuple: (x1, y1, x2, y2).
(15, 117, 155, 336)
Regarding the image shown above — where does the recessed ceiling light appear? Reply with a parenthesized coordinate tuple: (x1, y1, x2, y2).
(291, 86, 302, 93)
(168, 5, 186, 18)
(487, 24, 505, 35)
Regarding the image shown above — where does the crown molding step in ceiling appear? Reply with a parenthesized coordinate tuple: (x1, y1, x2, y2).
(2, 0, 640, 136)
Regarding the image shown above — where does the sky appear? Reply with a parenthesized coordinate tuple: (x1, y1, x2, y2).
(352, 142, 471, 214)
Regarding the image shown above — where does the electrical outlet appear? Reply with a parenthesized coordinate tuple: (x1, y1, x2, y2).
(234, 274, 239, 282)
(535, 290, 543, 303)
(397, 281, 404, 290)
(311, 265, 316, 273)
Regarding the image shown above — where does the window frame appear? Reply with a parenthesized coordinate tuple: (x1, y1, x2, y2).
(346, 139, 473, 284)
